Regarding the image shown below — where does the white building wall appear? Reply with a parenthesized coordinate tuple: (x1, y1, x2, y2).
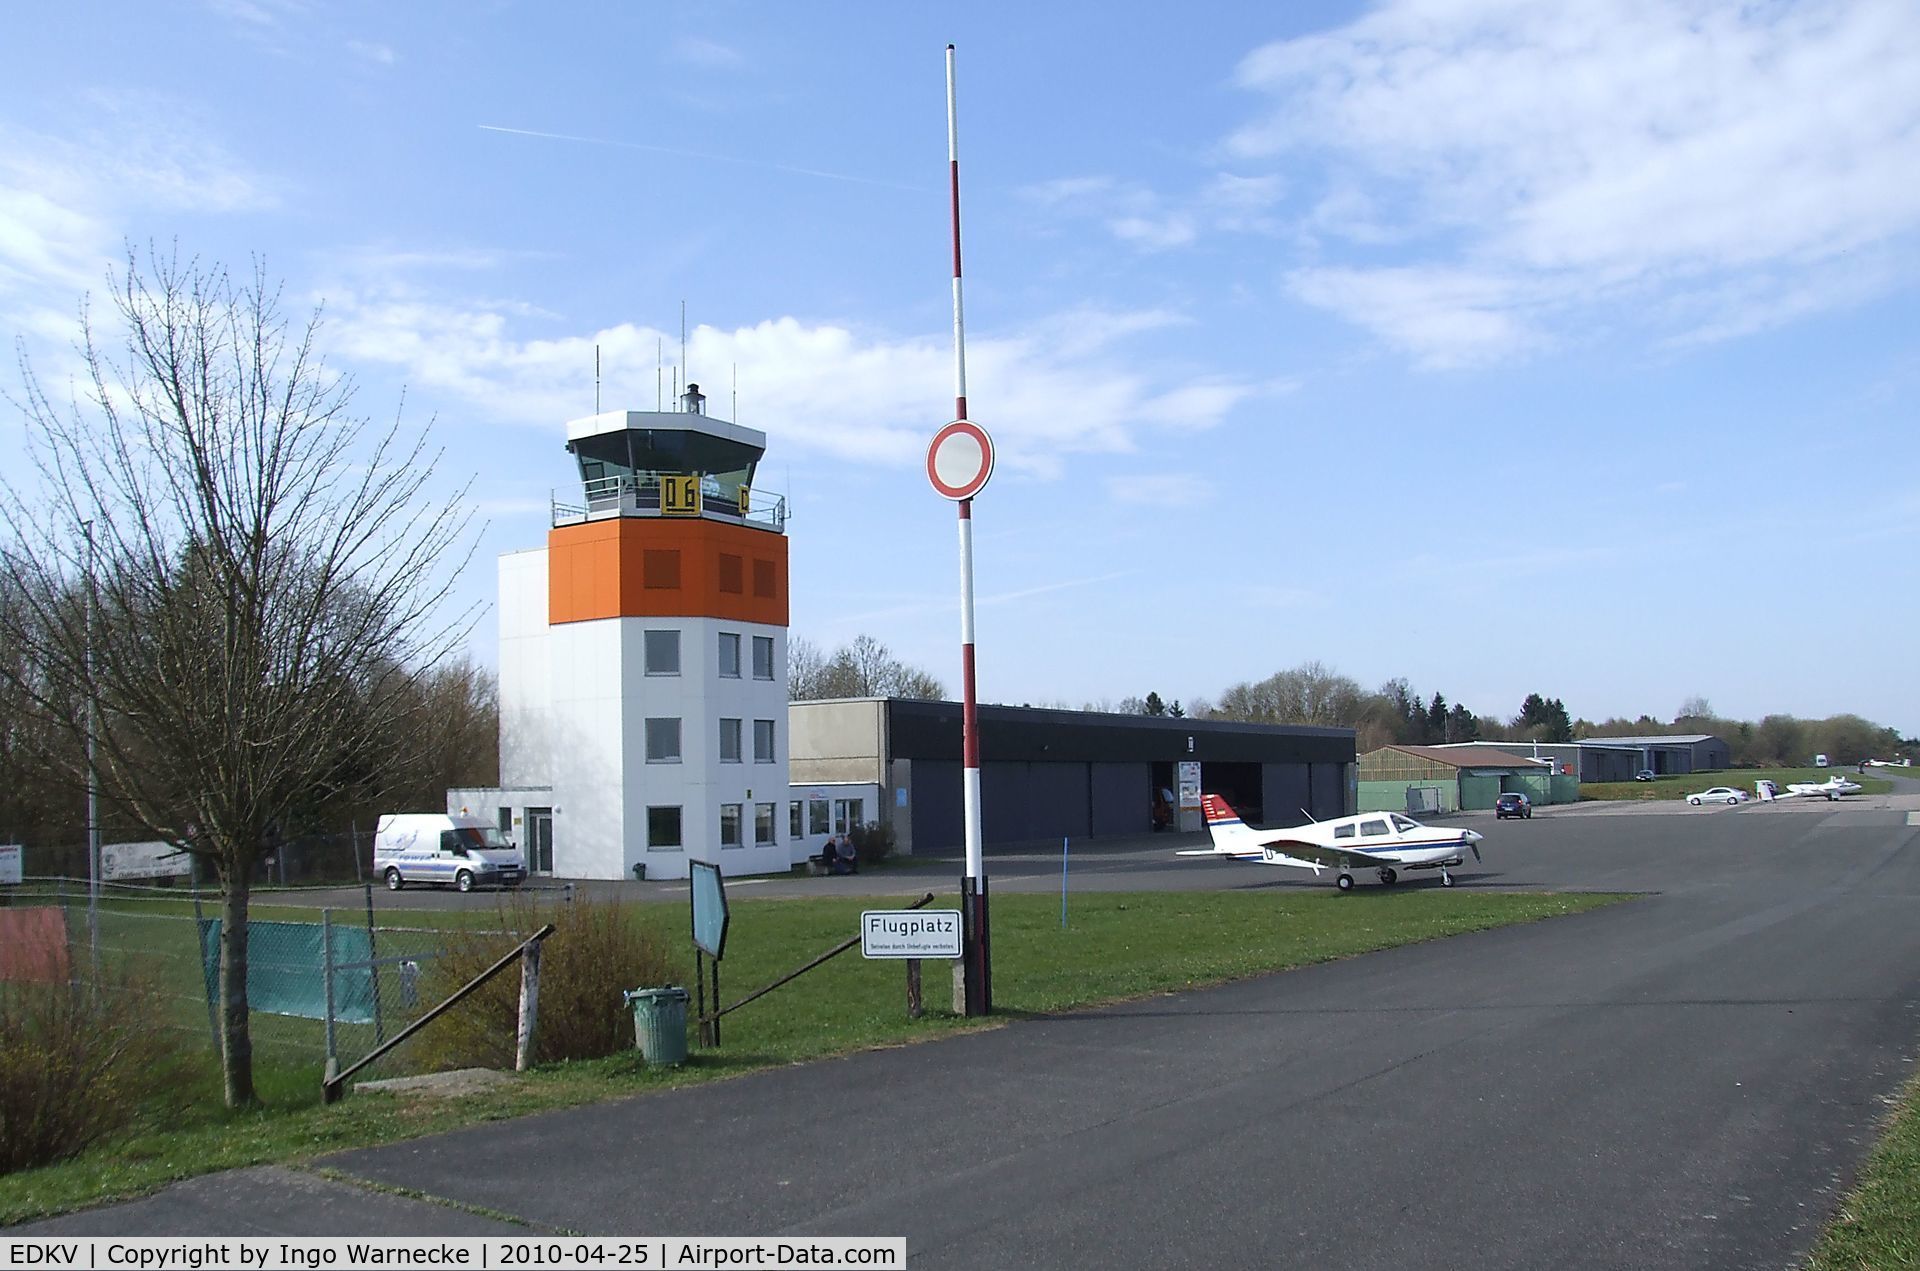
(549, 618, 628, 880)
(497, 549, 553, 789)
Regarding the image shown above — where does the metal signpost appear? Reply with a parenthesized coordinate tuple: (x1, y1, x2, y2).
(690, 860, 729, 1045)
(933, 43, 995, 1018)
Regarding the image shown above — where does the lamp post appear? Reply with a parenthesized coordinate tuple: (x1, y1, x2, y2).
(83, 519, 100, 979)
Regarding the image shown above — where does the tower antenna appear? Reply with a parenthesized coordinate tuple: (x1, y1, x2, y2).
(680, 300, 688, 410)
(656, 338, 663, 411)
(595, 344, 601, 414)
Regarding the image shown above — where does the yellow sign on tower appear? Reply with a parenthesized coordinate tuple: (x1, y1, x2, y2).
(661, 475, 702, 516)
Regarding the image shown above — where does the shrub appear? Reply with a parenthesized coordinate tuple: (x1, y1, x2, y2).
(0, 970, 189, 1175)
(851, 821, 895, 867)
(408, 889, 674, 1072)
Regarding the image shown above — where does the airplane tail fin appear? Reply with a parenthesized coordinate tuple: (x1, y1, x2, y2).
(1200, 794, 1261, 854)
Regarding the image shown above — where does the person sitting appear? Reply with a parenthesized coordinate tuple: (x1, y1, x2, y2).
(833, 832, 859, 875)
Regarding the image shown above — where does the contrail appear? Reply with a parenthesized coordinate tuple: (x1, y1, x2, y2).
(478, 124, 925, 193)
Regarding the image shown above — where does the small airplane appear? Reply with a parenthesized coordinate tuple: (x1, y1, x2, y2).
(1179, 793, 1483, 891)
(1767, 775, 1864, 801)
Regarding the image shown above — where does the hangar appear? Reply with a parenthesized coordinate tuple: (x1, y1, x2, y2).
(1578, 733, 1731, 776)
(1358, 744, 1578, 814)
(1427, 739, 1643, 783)
(791, 698, 1356, 855)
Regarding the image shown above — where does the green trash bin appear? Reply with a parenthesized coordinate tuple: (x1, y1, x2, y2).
(624, 986, 690, 1066)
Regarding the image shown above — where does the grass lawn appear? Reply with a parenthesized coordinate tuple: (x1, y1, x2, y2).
(0, 886, 1626, 1224)
(1807, 1065, 1920, 1270)
(1580, 768, 1893, 802)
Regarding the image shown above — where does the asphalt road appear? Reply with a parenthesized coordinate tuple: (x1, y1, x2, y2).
(19, 784, 1920, 1270)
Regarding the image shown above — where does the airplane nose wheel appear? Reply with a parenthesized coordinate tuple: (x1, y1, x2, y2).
(1377, 867, 1398, 886)
(1336, 873, 1355, 892)
(1440, 868, 1455, 887)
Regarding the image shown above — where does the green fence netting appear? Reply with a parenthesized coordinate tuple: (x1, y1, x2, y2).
(198, 918, 376, 1024)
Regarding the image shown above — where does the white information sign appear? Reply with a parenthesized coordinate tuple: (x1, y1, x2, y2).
(0, 844, 21, 885)
(1177, 760, 1202, 810)
(860, 909, 962, 959)
(100, 840, 193, 882)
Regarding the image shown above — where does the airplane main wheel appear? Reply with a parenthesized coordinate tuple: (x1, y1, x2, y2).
(1336, 873, 1355, 892)
(1378, 867, 1398, 885)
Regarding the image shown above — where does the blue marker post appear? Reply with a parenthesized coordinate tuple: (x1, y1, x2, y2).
(1061, 837, 1069, 928)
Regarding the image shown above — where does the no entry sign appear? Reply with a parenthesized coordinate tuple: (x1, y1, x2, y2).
(926, 419, 994, 500)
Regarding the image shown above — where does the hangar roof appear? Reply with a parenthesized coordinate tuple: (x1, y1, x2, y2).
(1370, 744, 1547, 769)
(1580, 734, 1722, 746)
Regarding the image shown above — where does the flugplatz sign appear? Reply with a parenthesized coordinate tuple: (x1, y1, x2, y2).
(860, 909, 962, 959)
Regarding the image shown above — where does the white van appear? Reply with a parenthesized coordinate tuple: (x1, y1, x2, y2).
(374, 814, 527, 893)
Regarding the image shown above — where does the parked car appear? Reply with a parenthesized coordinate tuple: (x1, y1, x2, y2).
(1634, 770, 1657, 782)
(374, 813, 527, 892)
(1686, 786, 1748, 806)
(1495, 792, 1532, 819)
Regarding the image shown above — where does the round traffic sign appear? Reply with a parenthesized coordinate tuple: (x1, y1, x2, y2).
(926, 420, 994, 500)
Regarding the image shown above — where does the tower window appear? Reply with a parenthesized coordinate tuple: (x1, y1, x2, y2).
(752, 636, 775, 680)
(645, 718, 682, 763)
(718, 632, 741, 677)
(644, 629, 680, 675)
(754, 719, 776, 763)
(647, 806, 682, 849)
(719, 718, 742, 763)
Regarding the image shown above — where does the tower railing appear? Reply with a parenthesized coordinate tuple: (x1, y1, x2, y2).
(552, 479, 786, 533)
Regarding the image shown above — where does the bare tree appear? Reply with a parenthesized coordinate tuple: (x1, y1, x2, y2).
(788, 634, 944, 701)
(787, 636, 829, 700)
(0, 249, 473, 1107)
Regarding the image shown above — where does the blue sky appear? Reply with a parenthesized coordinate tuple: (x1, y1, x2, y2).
(3, 1, 1917, 733)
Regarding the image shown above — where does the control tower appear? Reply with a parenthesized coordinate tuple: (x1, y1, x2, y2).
(487, 387, 791, 880)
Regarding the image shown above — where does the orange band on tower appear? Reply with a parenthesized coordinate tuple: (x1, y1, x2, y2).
(548, 519, 788, 626)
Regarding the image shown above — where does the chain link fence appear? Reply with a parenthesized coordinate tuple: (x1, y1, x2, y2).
(0, 877, 526, 1081)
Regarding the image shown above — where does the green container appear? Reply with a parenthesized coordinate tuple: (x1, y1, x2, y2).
(625, 986, 690, 1065)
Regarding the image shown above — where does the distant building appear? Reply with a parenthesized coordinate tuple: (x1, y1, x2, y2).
(1426, 740, 1641, 783)
(1358, 744, 1572, 814)
(1576, 734, 1731, 776)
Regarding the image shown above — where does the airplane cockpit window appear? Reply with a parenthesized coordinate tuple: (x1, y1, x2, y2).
(1359, 819, 1389, 837)
(1390, 815, 1418, 833)
(1333, 824, 1356, 840)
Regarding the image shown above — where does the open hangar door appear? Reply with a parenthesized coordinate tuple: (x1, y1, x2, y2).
(1202, 761, 1264, 823)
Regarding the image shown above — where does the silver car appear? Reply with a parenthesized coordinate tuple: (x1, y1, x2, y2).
(1686, 786, 1748, 806)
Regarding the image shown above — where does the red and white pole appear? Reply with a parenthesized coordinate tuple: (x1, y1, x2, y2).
(948, 43, 990, 1016)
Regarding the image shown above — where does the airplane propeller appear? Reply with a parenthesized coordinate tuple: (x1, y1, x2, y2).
(1470, 842, 1482, 864)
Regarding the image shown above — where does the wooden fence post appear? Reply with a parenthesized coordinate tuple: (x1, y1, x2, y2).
(516, 936, 544, 1072)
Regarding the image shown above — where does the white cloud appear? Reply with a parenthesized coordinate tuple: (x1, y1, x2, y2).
(1232, 0, 1920, 360)
(0, 110, 272, 336)
(1287, 265, 1545, 367)
(1106, 474, 1208, 505)
(1020, 169, 1286, 250)
(347, 39, 396, 66)
(672, 36, 744, 69)
(324, 286, 1255, 476)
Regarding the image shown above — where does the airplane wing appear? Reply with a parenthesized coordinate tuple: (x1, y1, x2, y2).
(1248, 838, 1387, 871)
